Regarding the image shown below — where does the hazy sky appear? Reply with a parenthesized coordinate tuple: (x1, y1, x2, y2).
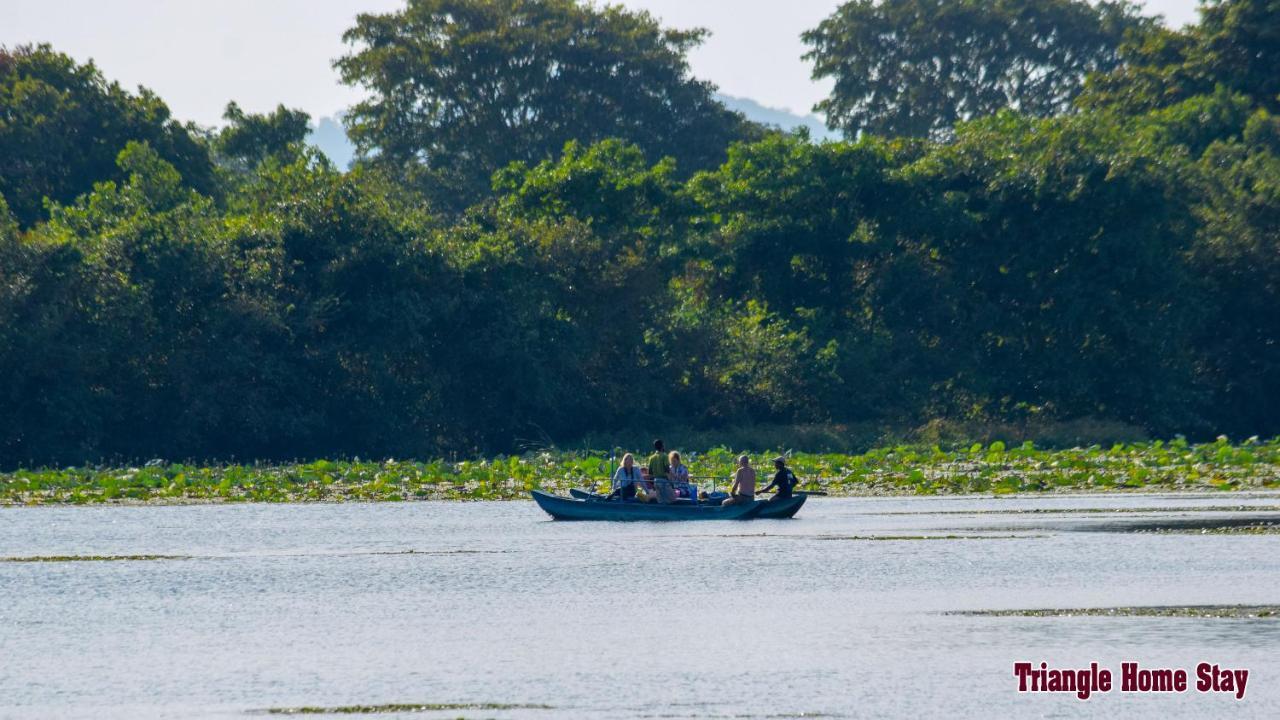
(4, 0, 1203, 128)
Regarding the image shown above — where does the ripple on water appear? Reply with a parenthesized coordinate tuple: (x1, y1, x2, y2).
(0, 554, 189, 563)
(949, 605, 1280, 618)
(257, 702, 554, 715)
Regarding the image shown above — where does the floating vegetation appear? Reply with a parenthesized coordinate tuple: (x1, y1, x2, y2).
(0, 554, 188, 563)
(870, 505, 1280, 516)
(1138, 523, 1280, 535)
(359, 549, 509, 556)
(951, 605, 1280, 618)
(812, 534, 1039, 541)
(3, 436, 1279, 505)
(261, 702, 553, 715)
(1067, 516, 1280, 533)
(703, 533, 1038, 540)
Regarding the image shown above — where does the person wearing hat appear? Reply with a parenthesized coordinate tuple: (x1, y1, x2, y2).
(759, 456, 797, 501)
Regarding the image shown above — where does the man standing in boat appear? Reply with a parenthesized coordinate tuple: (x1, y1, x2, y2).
(721, 455, 756, 505)
(647, 439, 674, 503)
(759, 456, 797, 502)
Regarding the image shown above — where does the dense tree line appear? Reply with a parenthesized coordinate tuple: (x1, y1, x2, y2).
(1, 0, 1279, 466)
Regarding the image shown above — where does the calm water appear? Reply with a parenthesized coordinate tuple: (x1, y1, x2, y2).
(3, 493, 1279, 719)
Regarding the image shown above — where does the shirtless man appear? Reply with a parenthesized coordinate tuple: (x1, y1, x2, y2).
(721, 455, 756, 506)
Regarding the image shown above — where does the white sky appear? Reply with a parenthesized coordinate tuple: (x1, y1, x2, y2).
(3, 0, 1203, 128)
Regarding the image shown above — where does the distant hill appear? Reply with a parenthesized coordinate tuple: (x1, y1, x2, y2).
(306, 95, 840, 167)
(714, 94, 841, 141)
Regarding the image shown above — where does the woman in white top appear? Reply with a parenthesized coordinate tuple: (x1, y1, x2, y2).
(610, 453, 643, 500)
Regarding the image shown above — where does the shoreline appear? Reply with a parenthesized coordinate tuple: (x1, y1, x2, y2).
(6, 485, 1280, 508)
(4, 439, 1278, 506)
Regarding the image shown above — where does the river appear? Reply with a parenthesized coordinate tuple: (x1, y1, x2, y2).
(3, 493, 1279, 718)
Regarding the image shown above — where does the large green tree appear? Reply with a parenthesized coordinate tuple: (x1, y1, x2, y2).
(1197, 0, 1280, 112)
(214, 101, 312, 172)
(335, 0, 757, 210)
(0, 44, 217, 227)
(1079, 0, 1280, 115)
(804, 0, 1147, 139)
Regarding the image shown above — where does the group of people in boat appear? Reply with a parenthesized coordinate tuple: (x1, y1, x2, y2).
(609, 439, 799, 505)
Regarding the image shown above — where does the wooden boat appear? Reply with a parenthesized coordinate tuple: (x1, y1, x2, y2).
(531, 489, 766, 521)
(567, 487, 807, 519)
(755, 493, 808, 519)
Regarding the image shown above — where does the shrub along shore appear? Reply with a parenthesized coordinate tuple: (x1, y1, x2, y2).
(2, 438, 1277, 506)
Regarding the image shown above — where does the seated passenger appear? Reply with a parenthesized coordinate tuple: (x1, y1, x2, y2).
(638, 465, 655, 501)
(609, 453, 642, 501)
(669, 451, 691, 499)
(721, 455, 756, 506)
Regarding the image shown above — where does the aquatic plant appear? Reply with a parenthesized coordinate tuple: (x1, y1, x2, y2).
(2, 436, 1278, 505)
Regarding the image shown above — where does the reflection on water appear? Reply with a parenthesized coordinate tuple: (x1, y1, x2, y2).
(2, 493, 1279, 718)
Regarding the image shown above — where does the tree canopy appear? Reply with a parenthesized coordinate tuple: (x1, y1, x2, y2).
(214, 101, 313, 171)
(1079, 0, 1280, 114)
(0, 44, 217, 227)
(334, 0, 758, 210)
(804, 0, 1148, 139)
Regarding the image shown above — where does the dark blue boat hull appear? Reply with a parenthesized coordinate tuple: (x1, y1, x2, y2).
(566, 488, 807, 519)
(532, 490, 766, 521)
(755, 493, 807, 519)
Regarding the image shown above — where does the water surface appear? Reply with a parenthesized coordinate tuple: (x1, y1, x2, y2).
(2, 493, 1279, 718)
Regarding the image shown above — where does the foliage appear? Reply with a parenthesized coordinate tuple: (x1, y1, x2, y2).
(1, 142, 229, 462)
(803, 0, 1148, 139)
(335, 0, 758, 210)
(1188, 110, 1280, 434)
(899, 111, 1205, 428)
(214, 101, 313, 171)
(1196, 0, 1280, 113)
(0, 44, 217, 227)
(3, 0, 1280, 466)
(1079, 0, 1280, 115)
(3, 437, 1278, 504)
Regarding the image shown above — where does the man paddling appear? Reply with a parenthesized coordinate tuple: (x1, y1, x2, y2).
(759, 456, 797, 501)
